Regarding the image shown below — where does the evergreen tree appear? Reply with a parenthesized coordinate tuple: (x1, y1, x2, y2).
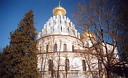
(0, 10, 39, 78)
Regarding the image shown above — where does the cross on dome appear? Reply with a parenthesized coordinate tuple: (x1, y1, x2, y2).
(59, 1, 61, 7)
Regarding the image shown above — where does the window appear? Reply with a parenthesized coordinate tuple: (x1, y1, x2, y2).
(98, 60, 102, 71)
(54, 44, 57, 52)
(61, 26, 62, 32)
(53, 27, 54, 32)
(39, 46, 42, 53)
(65, 59, 70, 71)
(72, 45, 74, 52)
(46, 45, 49, 52)
(60, 20, 61, 24)
(48, 59, 53, 71)
(63, 44, 67, 51)
(82, 60, 86, 71)
(68, 27, 70, 33)
(69, 22, 71, 27)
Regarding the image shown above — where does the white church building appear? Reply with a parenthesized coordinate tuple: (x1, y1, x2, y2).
(37, 4, 118, 78)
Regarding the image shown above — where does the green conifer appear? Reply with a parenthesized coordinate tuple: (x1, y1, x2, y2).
(0, 10, 39, 78)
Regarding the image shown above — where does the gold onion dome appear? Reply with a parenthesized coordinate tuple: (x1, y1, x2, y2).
(53, 5, 66, 16)
(80, 32, 96, 40)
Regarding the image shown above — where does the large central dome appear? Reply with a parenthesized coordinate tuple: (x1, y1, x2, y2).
(53, 5, 66, 16)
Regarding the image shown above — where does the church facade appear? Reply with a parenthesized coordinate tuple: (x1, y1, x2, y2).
(37, 4, 118, 78)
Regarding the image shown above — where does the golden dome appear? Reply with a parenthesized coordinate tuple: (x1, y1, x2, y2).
(80, 32, 96, 40)
(53, 6, 66, 16)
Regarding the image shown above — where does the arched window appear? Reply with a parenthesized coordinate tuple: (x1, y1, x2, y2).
(61, 26, 62, 32)
(82, 60, 86, 71)
(39, 46, 42, 53)
(54, 44, 57, 52)
(72, 45, 74, 52)
(69, 22, 71, 26)
(65, 59, 70, 71)
(63, 44, 67, 51)
(48, 59, 53, 71)
(53, 27, 54, 32)
(60, 20, 61, 24)
(98, 60, 102, 71)
(46, 45, 49, 52)
(68, 27, 70, 33)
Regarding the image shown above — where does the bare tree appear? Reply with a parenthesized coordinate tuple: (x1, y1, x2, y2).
(116, 0, 128, 62)
(74, 0, 125, 78)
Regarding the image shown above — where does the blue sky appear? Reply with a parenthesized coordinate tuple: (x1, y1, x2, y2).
(0, 0, 88, 50)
